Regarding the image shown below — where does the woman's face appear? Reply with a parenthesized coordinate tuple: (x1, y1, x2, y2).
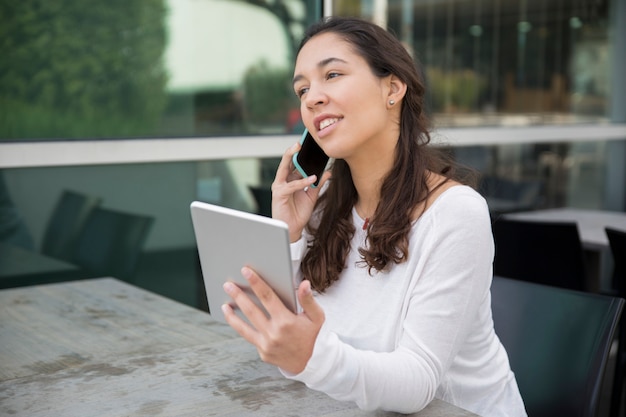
(293, 32, 399, 162)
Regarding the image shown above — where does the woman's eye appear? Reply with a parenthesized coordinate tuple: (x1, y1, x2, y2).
(296, 87, 309, 98)
(327, 72, 341, 80)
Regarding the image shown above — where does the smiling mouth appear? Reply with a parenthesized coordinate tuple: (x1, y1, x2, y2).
(319, 117, 341, 131)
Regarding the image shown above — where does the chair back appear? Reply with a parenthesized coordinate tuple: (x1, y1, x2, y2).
(480, 176, 544, 217)
(492, 218, 586, 291)
(491, 276, 623, 417)
(606, 227, 626, 294)
(71, 207, 154, 280)
(605, 227, 626, 416)
(41, 190, 102, 261)
(248, 185, 272, 217)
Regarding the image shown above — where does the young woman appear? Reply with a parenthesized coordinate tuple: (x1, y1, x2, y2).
(222, 16, 527, 416)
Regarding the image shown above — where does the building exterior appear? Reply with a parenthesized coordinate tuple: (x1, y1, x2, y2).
(0, 0, 624, 306)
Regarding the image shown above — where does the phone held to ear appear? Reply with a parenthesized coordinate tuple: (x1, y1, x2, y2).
(292, 129, 330, 188)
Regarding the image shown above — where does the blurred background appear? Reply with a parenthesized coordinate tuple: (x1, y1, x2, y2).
(1, 0, 624, 309)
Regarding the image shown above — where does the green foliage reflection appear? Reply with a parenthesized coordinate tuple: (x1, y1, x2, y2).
(243, 60, 296, 129)
(0, 0, 168, 140)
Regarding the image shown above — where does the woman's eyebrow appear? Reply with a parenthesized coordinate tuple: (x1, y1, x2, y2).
(293, 57, 349, 85)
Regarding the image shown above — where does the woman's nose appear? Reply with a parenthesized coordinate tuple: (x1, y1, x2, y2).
(304, 84, 327, 109)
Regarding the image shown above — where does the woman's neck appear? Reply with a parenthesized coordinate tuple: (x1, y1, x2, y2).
(347, 129, 398, 219)
(350, 157, 390, 220)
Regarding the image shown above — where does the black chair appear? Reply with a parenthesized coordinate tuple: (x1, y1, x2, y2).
(249, 185, 272, 217)
(491, 276, 624, 417)
(492, 218, 587, 291)
(41, 190, 102, 261)
(606, 227, 626, 298)
(71, 207, 154, 280)
(0, 171, 35, 250)
(606, 227, 626, 417)
(480, 175, 544, 217)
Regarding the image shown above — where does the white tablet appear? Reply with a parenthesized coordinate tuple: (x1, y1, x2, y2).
(190, 201, 299, 324)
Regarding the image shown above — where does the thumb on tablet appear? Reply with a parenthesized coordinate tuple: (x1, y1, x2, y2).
(297, 280, 324, 324)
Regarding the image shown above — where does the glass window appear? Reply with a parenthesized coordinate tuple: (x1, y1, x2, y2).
(332, 0, 613, 127)
(0, 156, 281, 308)
(0, 1, 321, 309)
(0, 0, 320, 141)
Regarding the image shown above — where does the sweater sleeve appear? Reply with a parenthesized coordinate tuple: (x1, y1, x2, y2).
(289, 234, 307, 279)
(282, 189, 495, 413)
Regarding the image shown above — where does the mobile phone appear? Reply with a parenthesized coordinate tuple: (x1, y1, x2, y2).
(292, 128, 329, 188)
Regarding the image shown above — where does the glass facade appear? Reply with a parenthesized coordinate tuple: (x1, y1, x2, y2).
(334, 0, 614, 127)
(331, 0, 625, 213)
(0, 0, 319, 307)
(1, 157, 282, 307)
(0, 0, 624, 309)
(0, 0, 318, 141)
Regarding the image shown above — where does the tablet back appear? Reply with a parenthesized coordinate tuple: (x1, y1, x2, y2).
(190, 201, 297, 323)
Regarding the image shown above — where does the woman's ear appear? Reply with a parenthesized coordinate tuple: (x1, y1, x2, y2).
(387, 75, 407, 106)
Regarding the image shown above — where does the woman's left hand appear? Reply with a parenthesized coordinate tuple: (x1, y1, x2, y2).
(222, 267, 325, 374)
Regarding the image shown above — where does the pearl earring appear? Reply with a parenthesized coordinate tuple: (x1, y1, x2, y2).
(389, 99, 395, 105)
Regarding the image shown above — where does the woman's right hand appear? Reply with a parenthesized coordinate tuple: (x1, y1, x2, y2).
(271, 142, 330, 242)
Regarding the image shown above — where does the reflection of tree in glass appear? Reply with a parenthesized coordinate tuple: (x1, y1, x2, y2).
(242, 60, 296, 130)
(240, 0, 317, 61)
(237, 0, 315, 132)
(0, 1, 168, 140)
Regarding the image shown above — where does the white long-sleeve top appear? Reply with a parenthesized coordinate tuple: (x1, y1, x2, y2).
(283, 185, 527, 416)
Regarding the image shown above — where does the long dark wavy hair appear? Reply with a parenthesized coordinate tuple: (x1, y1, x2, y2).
(299, 17, 475, 292)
